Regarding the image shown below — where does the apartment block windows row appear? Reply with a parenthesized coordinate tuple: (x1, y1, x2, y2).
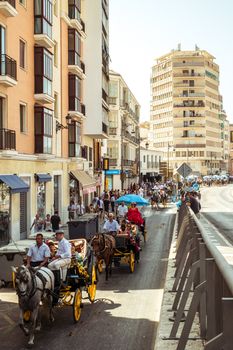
(34, 0, 53, 38)
(34, 106, 53, 154)
(68, 29, 81, 67)
(68, 121, 81, 157)
(34, 47, 53, 96)
(69, 74, 81, 112)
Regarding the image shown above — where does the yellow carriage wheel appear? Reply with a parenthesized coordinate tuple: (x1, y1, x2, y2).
(97, 259, 103, 273)
(88, 265, 97, 303)
(23, 310, 31, 322)
(129, 251, 135, 273)
(73, 288, 82, 323)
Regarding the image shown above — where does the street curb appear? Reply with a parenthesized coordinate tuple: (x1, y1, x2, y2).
(154, 209, 204, 350)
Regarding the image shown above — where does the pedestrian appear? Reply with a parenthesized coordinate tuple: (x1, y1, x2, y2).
(117, 201, 128, 222)
(30, 213, 44, 233)
(26, 233, 51, 268)
(103, 194, 110, 213)
(110, 194, 116, 212)
(68, 200, 76, 220)
(76, 199, 85, 216)
(44, 213, 52, 232)
(50, 211, 61, 232)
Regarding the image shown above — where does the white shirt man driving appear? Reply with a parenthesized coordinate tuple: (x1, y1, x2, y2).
(103, 213, 120, 235)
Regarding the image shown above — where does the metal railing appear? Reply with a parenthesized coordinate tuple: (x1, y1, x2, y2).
(0, 128, 16, 150)
(167, 204, 233, 349)
(0, 54, 17, 80)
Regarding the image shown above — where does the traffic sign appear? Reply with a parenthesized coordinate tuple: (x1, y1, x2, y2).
(177, 162, 192, 178)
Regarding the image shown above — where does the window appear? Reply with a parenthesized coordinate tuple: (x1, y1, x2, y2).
(89, 147, 93, 161)
(230, 131, 233, 143)
(68, 29, 81, 66)
(34, 47, 53, 96)
(19, 0, 26, 7)
(19, 40, 26, 69)
(68, 121, 81, 157)
(35, 106, 53, 154)
(20, 104, 26, 133)
(68, 0, 81, 21)
(34, 0, 53, 38)
(69, 74, 82, 112)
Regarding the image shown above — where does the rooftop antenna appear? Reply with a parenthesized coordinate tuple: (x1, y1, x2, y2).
(178, 43, 181, 51)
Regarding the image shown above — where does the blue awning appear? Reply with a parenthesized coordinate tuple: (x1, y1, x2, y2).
(35, 174, 52, 183)
(0, 175, 29, 193)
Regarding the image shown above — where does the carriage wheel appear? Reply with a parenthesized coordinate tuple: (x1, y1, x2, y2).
(97, 259, 103, 273)
(88, 265, 97, 303)
(129, 251, 135, 273)
(73, 288, 82, 323)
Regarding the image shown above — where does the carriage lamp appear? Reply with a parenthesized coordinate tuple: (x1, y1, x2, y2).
(56, 114, 72, 133)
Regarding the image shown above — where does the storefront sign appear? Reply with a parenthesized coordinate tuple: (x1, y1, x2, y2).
(105, 170, 120, 175)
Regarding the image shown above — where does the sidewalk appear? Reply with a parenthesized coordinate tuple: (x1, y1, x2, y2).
(154, 211, 204, 350)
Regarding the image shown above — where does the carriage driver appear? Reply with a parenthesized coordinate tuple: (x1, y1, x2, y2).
(103, 213, 120, 236)
(48, 230, 71, 292)
(26, 233, 51, 268)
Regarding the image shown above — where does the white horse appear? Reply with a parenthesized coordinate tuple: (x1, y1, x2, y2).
(12, 265, 55, 347)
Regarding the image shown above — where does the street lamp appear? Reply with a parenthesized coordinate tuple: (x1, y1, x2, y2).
(56, 114, 72, 133)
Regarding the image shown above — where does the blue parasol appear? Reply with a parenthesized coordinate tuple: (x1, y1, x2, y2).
(115, 194, 149, 206)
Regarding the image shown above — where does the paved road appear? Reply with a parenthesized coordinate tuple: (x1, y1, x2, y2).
(201, 184, 233, 245)
(0, 206, 175, 350)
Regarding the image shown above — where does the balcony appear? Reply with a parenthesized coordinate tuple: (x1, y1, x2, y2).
(34, 1, 54, 49)
(0, 54, 17, 87)
(174, 101, 205, 108)
(173, 93, 205, 98)
(0, 128, 16, 150)
(109, 158, 117, 166)
(123, 130, 139, 145)
(68, 53, 85, 78)
(68, 3, 82, 32)
(109, 127, 117, 135)
(0, 0, 17, 17)
(173, 61, 204, 67)
(108, 97, 117, 105)
(68, 100, 85, 119)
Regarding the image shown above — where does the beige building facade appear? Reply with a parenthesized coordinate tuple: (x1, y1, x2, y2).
(107, 71, 140, 190)
(0, 0, 109, 246)
(150, 48, 229, 177)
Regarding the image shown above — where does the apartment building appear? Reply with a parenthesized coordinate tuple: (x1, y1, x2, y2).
(107, 70, 140, 190)
(0, 0, 108, 246)
(229, 124, 233, 175)
(150, 47, 229, 176)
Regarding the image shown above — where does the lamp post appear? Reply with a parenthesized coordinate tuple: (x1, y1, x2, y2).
(56, 114, 72, 133)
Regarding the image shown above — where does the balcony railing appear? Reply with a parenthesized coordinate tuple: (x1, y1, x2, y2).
(108, 97, 117, 105)
(109, 127, 117, 135)
(0, 0, 16, 7)
(0, 128, 16, 150)
(174, 102, 205, 108)
(173, 72, 204, 78)
(123, 159, 134, 166)
(123, 130, 139, 144)
(109, 158, 117, 166)
(173, 93, 205, 98)
(173, 61, 204, 67)
(0, 54, 17, 80)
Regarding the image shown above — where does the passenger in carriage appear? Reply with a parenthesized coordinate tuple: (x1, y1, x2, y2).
(26, 233, 51, 268)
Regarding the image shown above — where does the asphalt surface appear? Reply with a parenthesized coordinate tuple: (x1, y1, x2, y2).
(0, 205, 175, 350)
(201, 184, 233, 245)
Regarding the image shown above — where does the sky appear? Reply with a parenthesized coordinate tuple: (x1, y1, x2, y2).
(109, 0, 233, 122)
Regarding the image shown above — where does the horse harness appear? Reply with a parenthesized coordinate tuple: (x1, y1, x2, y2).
(16, 268, 48, 300)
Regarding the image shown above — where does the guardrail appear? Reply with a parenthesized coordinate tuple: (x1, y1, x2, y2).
(167, 204, 233, 350)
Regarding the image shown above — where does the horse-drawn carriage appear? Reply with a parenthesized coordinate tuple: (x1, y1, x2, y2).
(13, 237, 97, 346)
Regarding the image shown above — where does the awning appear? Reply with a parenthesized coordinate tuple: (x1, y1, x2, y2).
(70, 170, 96, 190)
(35, 174, 52, 183)
(0, 175, 29, 193)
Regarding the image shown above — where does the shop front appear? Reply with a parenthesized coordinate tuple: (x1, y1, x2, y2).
(0, 175, 29, 247)
(69, 170, 96, 208)
(35, 174, 52, 219)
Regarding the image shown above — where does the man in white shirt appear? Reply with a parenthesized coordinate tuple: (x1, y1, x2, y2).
(48, 230, 71, 274)
(26, 233, 51, 268)
(76, 199, 85, 216)
(103, 213, 120, 236)
(117, 202, 128, 221)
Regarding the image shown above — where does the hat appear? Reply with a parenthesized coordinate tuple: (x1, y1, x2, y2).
(47, 240, 55, 246)
(55, 229, 64, 235)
